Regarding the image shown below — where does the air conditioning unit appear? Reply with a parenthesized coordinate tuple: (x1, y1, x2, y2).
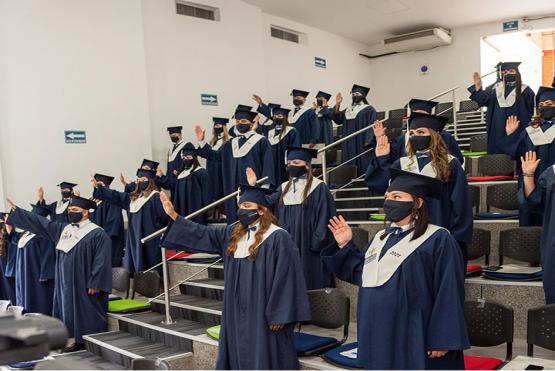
(382, 28, 452, 52)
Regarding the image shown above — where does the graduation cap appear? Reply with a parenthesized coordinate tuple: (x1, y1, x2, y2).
(93, 173, 114, 186)
(350, 84, 370, 96)
(141, 159, 159, 170)
(31, 203, 50, 217)
(291, 89, 309, 98)
(536, 86, 555, 106)
(387, 168, 443, 200)
(136, 168, 157, 179)
(69, 196, 97, 211)
(181, 142, 197, 157)
(408, 112, 448, 132)
(268, 103, 281, 110)
(233, 105, 254, 119)
(167, 126, 182, 134)
(272, 107, 291, 117)
(234, 110, 258, 122)
(57, 182, 77, 190)
(496, 62, 521, 71)
(407, 99, 438, 114)
(212, 117, 229, 126)
(238, 184, 275, 207)
(316, 91, 332, 101)
(286, 146, 318, 163)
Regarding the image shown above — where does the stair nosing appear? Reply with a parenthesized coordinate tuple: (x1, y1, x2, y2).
(152, 297, 223, 315)
(181, 280, 225, 290)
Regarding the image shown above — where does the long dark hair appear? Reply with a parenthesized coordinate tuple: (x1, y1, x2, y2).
(279, 165, 314, 208)
(177, 156, 200, 174)
(380, 197, 429, 241)
(226, 206, 277, 260)
(406, 130, 451, 182)
(210, 127, 229, 146)
(502, 70, 523, 102)
(276, 117, 292, 140)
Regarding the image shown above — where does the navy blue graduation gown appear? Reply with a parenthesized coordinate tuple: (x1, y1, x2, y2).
(255, 112, 275, 138)
(90, 200, 125, 267)
(93, 187, 169, 274)
(316, 107, 334, 145)
(333, 104, 377, 175)
(267, 126, 301, 186)
(392, 132, 464, 165)
(269, 179, 336, 289)
(468, 83, 534, 154)
(162, 217, 311, 370)
(0, 232, 16, 303)
(13, 231, 55, 314)
(522, 165, 555, 303)
(41, 199, 70, 223)
(8, 208, 112, 343)
(498, 119, 555, 226)
(167, 141, 186, 176)
(260, 103, 320, 145)
(157, 166, 210, 224)
(364, 154, 473, 262)
(196, 132, 275, 223)
(198, 138, 227, 203)
(322, 227, 469, 369)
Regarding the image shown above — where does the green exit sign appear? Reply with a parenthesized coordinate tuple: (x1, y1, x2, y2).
(503, 20, 518, 32)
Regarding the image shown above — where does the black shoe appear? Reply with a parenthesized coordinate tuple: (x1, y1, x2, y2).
(61, 342, 85, 353)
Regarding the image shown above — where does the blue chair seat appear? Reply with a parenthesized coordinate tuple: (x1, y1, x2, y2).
(109, 294, 122, 301)
(322, 342, 361, 369)
(293, 332, 337, 354)
(474, 212, 518, 220)
(484, 271, 542, 281)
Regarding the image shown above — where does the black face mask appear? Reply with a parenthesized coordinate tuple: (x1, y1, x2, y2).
(214, 127, 224, 135)
(540, 106, 555, 121)
(287, 165, 307, 178)
(352, 95, 364, 104)
(409, 135, 431, 151)
(316, 98, 324, 106)
(138, 181, 150, 191)
(61, 190, 72, 199)
(383, 199, 414, 222)
(236, 209, 260, 227)
(236, 124, 251, 134)
(170, 136, 180, 143)
(293, 98, 304, 107)
(504, 73, 517, 83)
(182, 159, 194, 168)
(273, 118, 285, 126)
(68, 211, 84, 224)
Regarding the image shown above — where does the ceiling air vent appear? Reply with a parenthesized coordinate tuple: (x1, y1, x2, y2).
(176, 1, 219, 21)
(271, 26, 300, 44)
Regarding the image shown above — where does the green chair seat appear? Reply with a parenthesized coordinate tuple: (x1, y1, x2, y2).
(108, 299, 150, 314)
(369, 214, 385, 221)
(207, 325, 221, 340)
(462, 151, 487, 157)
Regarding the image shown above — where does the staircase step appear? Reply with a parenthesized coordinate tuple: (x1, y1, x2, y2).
(49, 350, 126, 370)
(114, 311, 210, 339)
(181, 278, 225, 290)
(153, 294, 223, 315)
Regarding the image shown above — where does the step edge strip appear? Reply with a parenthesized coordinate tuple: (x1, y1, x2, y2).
(152, 298, 223, 315)
(83, 333, 142, 360)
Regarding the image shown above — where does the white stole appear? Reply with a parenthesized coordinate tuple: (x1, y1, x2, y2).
(231, 133, 264, 158)
(212, 137, 225, 151)
(345, 103, 369, 120)
(281, 178, 323, 205)
(17, 231, 36, 248)
(56, 221, 100, 253)
(399, 155, 454, 178)
(129, 190, 159, 214)
(495, 82, 528, 108)
(168, 141, 187, 162)
(177, 166, 204, 180)
(56, 200, 69, 215)
(361, 225, 443, 287)
(233, 224, 282, 258)
(267, 126, 294, 145)
(526, 124, 555, 146)
(288, 106, 311, 124)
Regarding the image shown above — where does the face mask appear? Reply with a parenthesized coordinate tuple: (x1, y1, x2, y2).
(287, 165, 308, 178)
(409, 135, 431, 151)
(352, 95, 364, 104)
(293, 98, 304, 107)
(317, 98, 324, 107)
(236, 209, 260, 227)
(236, 124, 251, 134)
(61, 190, 72, 199)
(68, 211, 83, 224)
(504, 73, 516, 83)
(540, 106, 555, 121)
(182, 159, 194, 168)
(170, 136, 180, 143)
(273, 118, 285, 126)
(138, 180, 150, 191)
(214, 127, 224, 134)
(383, 199, 414, 222)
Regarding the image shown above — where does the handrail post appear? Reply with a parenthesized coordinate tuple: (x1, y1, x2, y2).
(321, 150, 328, 184)
(160, 246, 173, 324)
(452, 89, 458, 139)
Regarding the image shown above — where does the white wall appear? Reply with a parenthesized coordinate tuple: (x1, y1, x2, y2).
(0, 0, 152, 206)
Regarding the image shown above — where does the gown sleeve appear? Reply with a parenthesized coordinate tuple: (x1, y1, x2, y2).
(520, 166, 551, 211)
(331, 108, 346, 125)
(321, 240, 364, 286)
(309, 184, 337, 253)
(156, 173, 176, 191)
(523, 87, 535, 115)
(93, 186, 131, 211)
(364, 155, 396, 194)
(444, 133, 464, 165)
(196, 142, 222, 161)
(306, 109, 320, 145)
(8, 207, 64, 244)
(426, 231, 469, 351)
(103, 205, 124, 238)
(468, 85, 492, 107)
(161, 215, 231, 256)
(259, 139, 276, 188)
(257, 103, 271, 119)
(86, 231, 113, 293)
(497, 129, 526, 159)
(39, 238, 56, 280)
(290, 128, 301, 147)
(363, 107, 377, 146)
(447, 162, 474, 244)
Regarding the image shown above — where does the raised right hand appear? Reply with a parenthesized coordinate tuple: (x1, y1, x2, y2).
(375, 135, 390, 157)
(160, 192, 178, 221)
(335, 92, 343, 105)
(37, 187, 44, 202)
(372, 120, 385, 137)
(328, 215, 352, 248)
(252, 94, 263, 105)
(473, 72, 482, 90)
(505, 115, 520, 136)
(246, 167, 258, 186)
(521, 151, 541, 175)
(194, 125, 205, 142)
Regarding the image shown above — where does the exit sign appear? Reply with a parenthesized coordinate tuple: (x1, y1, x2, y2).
(503, 20, 518, 32)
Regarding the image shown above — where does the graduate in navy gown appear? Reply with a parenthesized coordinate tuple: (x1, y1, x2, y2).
(228, 104, 253, 138)
(0, 213, 16, 303)
(93, 168, 169, 274)
(255, 101, 281, 137)
(387, 98, 464, 164)
(89, 174, 125, 267)
(323, 169, 469, 369)
(498, 86, 555, 226)
(365, 113, 473, 267)
(468, 62, 535, 154)
(160, 186, 310, 369)
(265, 107, 301, 185)
(11, 204, 55, 314)
(6, 196, 112, 352)
(121, 159, 160, 193)
(37, 181, 77, 223)
(521, 151, 555, 303)
(166, 126, 187, 182)
(332, 84, 377, 175)
(157, 143, 210, 224)
(314, 91, 334, 145)
(256, 90, 319, 146)
(247, 146, 336, 289)
(195, 109, 275, 223)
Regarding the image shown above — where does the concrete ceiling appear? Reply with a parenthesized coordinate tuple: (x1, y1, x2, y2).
(243, 0, 555, 45)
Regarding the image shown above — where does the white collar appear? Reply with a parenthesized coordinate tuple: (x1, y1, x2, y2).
(390, 222, 414, 233)
(239, 130, 256, 139)
(234, 223, 282, 258)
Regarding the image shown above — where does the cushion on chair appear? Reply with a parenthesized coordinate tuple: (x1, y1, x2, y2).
(165, 251, 192, 260)
(108, 294, 122, 301)
(322, 342, 362, 369)
(463, 355, 503, 370)
(463, 151, 488, 157)
(207, 325, 221, 340)
(474, 212, 518, 220)
(467, 176, 513, 182)
(293, 332, 337, 353)
(108, 299, 150, 313)
(369, 214, 385, 221)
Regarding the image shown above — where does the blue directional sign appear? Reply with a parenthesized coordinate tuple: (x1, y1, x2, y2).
(503, 20, 518, 32)
(64, 130, 86, 144)
(315, 57, 327, 68)
(201, 93, 218, 106)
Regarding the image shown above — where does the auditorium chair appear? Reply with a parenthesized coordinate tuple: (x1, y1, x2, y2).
(109, 267, 131, 301)
(436, 102, 454, 123)
(463, 300, 514, 370)
(131, 358, 170, 370)
(469, 133, 488, 153)
(328, 165, 357, 189)
(322, 342, 361, 369)
(459, 100, 481, 112)
(294, 288, 350, 356)
(474, 183, 519, 220)
(108, 270, 160, 314)
(498, 227, 541, 266)
(376, 111, 386, 121)
(466, 228, 491, 277)
(387, 108, 407, 120)
(527, 304, 555, 356)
